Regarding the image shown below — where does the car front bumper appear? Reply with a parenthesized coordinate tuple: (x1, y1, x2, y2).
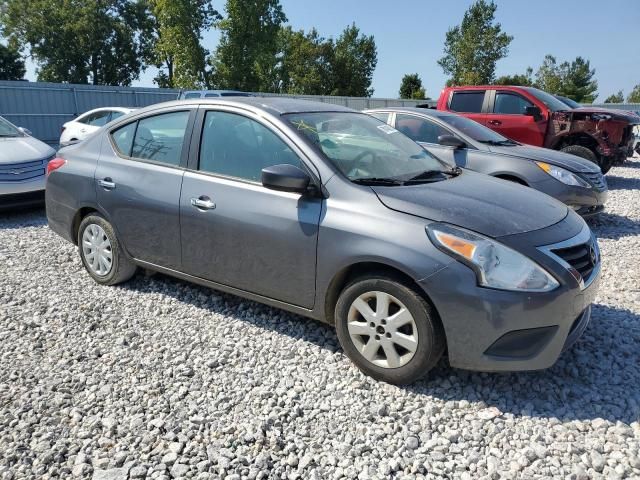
(0, 176, 46, 210)
(531, 177, 607, 217)
(419, 216, 600, 372)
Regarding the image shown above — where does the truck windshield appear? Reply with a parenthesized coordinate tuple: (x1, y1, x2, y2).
(554, 95, 581, 109)
(522, 87, 571, 112)
(0, 117, 20, 137)
(285, 112, 451, 183)
(437, 114, 515, 144)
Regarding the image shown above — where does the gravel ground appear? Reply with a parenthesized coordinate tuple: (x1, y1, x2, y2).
(1, 159, 639, 480)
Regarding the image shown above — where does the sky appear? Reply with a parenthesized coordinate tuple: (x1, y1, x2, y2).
(24, 0, 640, 102)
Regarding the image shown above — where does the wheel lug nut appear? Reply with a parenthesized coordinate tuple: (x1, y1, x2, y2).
(386, 332, 391, 338)
(381, 319, 386, 325)
(369, 322, 375, 328)
(375, 335, 380, 341)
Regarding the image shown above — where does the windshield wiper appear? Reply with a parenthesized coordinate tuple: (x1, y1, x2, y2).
(351, 177, 404, 186)
(404, 167, 461, 184)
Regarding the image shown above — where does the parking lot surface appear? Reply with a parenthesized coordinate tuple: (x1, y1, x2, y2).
(1, 160, 639, 480)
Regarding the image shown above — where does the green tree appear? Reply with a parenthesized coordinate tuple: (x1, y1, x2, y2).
(534, 54, 563, 93)
(0, 0, 148, 85)
(0, 42, 25, 80)
(278, 27, 333, 94)
(627, 84, 640, 103)
(146, 0, 219, 88)
(213, 0, 286, 92)
(604, 91, 624, 103)
(438, 0, 512, 85)
(329, 24, 377, 97)
(556, 56, 598, 103)
(495, 67, 533, 86)
(399, 73, 426, 99)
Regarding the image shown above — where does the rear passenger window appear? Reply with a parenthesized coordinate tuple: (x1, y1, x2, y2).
(494, 93, 534, 114)
(131, 111, 190, 166)
(110, 122, 136, 156)
(199, 111, 302, 182)
(449, 92, 485, 113)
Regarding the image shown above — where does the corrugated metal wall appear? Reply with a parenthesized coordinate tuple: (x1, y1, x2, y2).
(0, 80, 431, 146)
(589, 103, 640, 112)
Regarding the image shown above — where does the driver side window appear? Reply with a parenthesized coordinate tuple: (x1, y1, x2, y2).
(395, 114, 452, 144)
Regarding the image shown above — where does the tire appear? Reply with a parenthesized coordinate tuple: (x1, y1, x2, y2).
(335, 275, 445, 385)
(560, 145, 611, 174)
(77, 213, 137, 285)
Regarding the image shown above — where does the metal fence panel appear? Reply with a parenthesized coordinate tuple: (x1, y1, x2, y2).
(0, 80, 436, 146)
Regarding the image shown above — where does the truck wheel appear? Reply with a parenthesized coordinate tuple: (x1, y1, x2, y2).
(560, 145, 611, 174)
(335, 275, 445, 385)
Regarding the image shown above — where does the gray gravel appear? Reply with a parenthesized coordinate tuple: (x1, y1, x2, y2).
(1, 158, 639, 480)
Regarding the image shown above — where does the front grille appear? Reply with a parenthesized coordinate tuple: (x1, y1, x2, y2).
(551, 239, 597, 283)
(580, 171, 607, 191)
(0, 159, 46, 182)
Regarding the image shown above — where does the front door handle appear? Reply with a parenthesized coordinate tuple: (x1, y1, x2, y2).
(488, 120, 502, 126)
(191, 196, 216, 211)
(98, 178, 116, 190)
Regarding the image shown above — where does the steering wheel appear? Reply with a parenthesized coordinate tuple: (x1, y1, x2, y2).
(351, 150, 378, 170)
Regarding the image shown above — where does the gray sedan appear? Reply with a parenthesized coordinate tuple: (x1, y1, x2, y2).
(365, 108, 607, 217)
(0, 116, 56, 210)
(46, 98, 600, 384)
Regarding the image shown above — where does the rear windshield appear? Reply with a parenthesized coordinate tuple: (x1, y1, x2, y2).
(285, 112, 447, 182)
(0, 117, 20, 137)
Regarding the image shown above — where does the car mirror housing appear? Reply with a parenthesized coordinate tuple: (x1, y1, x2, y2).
(438, 135, 466, 149)
(524, 106, 543, 121)
(261, 164, 311, 194)
(18, 127, 32, 136)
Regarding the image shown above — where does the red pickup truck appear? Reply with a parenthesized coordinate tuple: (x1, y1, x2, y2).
(437, 85, 639, 173)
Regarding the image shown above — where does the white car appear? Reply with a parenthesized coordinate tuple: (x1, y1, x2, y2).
(60, 107, 134, 146)
(0, 116, 56, 210)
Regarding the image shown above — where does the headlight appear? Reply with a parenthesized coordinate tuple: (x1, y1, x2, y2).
(536, 162, 591, 188)
(427, 224, 559, 292)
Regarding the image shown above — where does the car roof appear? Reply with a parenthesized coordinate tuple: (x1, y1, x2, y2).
(135, 97, 355, 117)
(365, 107, 456, 118)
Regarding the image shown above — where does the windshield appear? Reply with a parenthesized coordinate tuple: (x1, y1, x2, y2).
(0, 117, 21, 137)
(522, 87, 570, 112)
(555, 95, 581, 109)
(436, 114, 514, 144)
(285, 112, 448, 182)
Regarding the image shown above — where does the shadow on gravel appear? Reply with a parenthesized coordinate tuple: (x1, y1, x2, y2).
(122, 270, 639, 425)
(604, 174, 640, 190)
(0, 206, 47, 230)
(587, 213, 640, 239)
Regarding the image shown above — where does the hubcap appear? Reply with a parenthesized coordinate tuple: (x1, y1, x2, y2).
(82, 224, 113, 276)
(347, 291, 418, 369)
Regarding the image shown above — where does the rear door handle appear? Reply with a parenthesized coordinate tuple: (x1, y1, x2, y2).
(191, 196, 216, 211)
(488, 120, 502, 126)
(98, 178, 116, 190)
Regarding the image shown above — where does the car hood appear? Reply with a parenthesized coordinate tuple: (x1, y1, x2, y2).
(372, 170, 568, 238)
(487, 144, 601, 173)
(570, 107, 640, 124)
(0, 136, 56, 164)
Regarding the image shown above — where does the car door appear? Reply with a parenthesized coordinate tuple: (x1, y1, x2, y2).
(446, 90, 488, 126)
(393, 113, 467, 168)
(95, 108, 195, 269)
(179, 107, 322, 308)
(485, 90, 547, 146)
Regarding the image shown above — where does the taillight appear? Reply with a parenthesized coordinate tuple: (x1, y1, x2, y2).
(47, 157, 66, 176)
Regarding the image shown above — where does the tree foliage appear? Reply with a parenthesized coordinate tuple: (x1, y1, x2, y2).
(278, 27, 333, 94)
(0, 0, 148, 85)
(329, 24, 377, 97)
(627, 84, 640, 103)
(399, 73, 426, 99)
(438, 0, 512, 86)
(0, 42, 25, 80)
(533, 55, 597, 102)
(494, 67, 533, 86)
(213, 0, 286, 91)
(604, 91, 624, 103)
(146, 0, 219, 89)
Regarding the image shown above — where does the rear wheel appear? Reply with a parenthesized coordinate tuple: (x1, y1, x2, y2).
(78, 214, 136, 285)
(560, 145, 611, 174)
(335, 275, 445, 385)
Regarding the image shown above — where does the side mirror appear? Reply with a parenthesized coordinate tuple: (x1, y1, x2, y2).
(262, 164, 311, 193)
(524, 106, 543, 121)
(438, 134, 466, 149)
(18, 127, 32, 136)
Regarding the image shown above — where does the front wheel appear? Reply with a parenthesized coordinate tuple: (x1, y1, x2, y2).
(335, 276, 445, 385)
(78, 214, 137, 285)
(560, 145, 611, 174)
